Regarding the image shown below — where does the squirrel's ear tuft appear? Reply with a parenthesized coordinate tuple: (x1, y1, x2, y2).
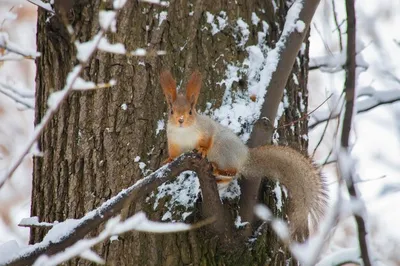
(186, 70, 202, 107)
(160, 70, 177, 104)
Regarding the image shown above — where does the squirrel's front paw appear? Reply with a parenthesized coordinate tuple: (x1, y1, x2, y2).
(196, 146, 208, 158)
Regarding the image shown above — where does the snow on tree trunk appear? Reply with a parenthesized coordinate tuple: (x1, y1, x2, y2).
(32, 0, 309, 265)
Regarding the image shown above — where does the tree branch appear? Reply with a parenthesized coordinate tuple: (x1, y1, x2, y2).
(4, 152, 217, 266)
(309, 87, 400, 129)
(340, 0, 372, 265)
(240, 0, 321, 235)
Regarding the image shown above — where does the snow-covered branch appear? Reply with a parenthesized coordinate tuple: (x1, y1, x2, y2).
(248, 0, 320, 146)
(309, 49, 368, 73)
(241, 0, 322, 235)
(309, 86, 400, 129)
(0, 32, 40, 59)
(0, 80, 35, 109)
(255, 189, 365, 266)
(33, 213, 210, 266)
(1, 152, 214, 266)
(26, 0, 55, 13)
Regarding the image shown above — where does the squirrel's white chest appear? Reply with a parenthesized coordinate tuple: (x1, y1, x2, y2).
(167, 125, 200, 152)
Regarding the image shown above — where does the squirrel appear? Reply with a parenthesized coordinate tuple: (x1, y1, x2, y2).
(159, 70, 328, 237)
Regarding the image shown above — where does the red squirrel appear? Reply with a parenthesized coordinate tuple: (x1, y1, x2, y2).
(160, 70, 328, 236)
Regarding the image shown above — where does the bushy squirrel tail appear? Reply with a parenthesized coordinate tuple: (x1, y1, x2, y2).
(241, 145, 328, 237)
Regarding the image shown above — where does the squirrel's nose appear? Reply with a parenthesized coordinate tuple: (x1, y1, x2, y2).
(178, 117, 184, 124)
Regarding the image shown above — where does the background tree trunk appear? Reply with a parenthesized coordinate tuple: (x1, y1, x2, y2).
(32, 0, 310, 265)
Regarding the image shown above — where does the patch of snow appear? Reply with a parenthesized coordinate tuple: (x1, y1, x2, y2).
(113, 0, 127, 9)
(234, 215, 249, 228)
(98, 37, 126, 54)
(98, 10, 116, 30)
(234, 18, 250, 48)
(251, 12, 260, 25)
(75, 33, 102, 62)
(79, 249, 104, 264)
(131, 48, 147, 56)
(47, 90, 67, 110)
(19, 217, 55, 227)
(273, 182, 283, 211)
(43, 219, 81, 243)
(140, 0, 169, 6)
(295, 20, 306, 33)
(158, 11, 168, 27)
(72, 77, 95, 90)
(206, 11, 228, 35)
(152, 171, 200, 221)
(156, 119, 165, 135)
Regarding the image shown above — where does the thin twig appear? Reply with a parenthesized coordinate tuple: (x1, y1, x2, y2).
(311, 92, 344, 158)
(278, 93, 332, 130)
(340, 0, 372, 265)
(331, 0, 343, 51)
(0, 87, 34, 109)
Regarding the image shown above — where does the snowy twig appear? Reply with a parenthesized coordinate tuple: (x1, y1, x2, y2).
(241, 0, 322, 236)
(255, 182, 343, 266)
(0, 3, 125, 190)
(18, 217, 55, 228)
(309, 87, 400, 129)
(139, 0, 169, 6)
(33, 213, 213, 266)
(278, 93, 332, 130)
(0, 32, 40, 59)
(26, 0, 55, 14)
(0, 87, 34, 109)
(339, 0, 372, 265)
(0, 80, 35, 109)
(2, 152, 214, 266)
(0, 53, 28, 61)
(331, 0, 344, 51)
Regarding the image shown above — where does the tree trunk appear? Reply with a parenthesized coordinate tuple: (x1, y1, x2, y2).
(32, 0, 310, 265)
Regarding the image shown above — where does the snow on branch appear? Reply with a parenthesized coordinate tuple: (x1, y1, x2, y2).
(309, 48, 369, 73)
(0, 80, 35, 109)
(241, 0, 322, 233)
(26, 0, 55, 14)
(0, 1, 127, 191)
(309, 86, 400, 129)
(33, 213, 211, 266)
(248, 0, 320, 146)
(1, 152, 215, 266)
(255, 191, 366, 266)
(0, 32, 40, 59)
(139, 0, 169, 6)
(18, 217, 55, 228)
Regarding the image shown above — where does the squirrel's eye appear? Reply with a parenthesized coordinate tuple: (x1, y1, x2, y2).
(170, 110, 174, 115)
(189, 110, 192, 115)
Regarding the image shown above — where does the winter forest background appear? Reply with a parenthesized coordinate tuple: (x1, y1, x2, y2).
(0, 0, 399, 265)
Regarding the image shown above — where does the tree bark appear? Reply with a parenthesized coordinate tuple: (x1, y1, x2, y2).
(32, 0, 310, 265)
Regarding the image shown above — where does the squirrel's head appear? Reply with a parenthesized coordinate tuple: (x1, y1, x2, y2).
(160, 70, 201, 128)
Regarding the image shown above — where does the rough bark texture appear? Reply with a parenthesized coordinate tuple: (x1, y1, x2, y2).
(32, 0, 310, 265)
